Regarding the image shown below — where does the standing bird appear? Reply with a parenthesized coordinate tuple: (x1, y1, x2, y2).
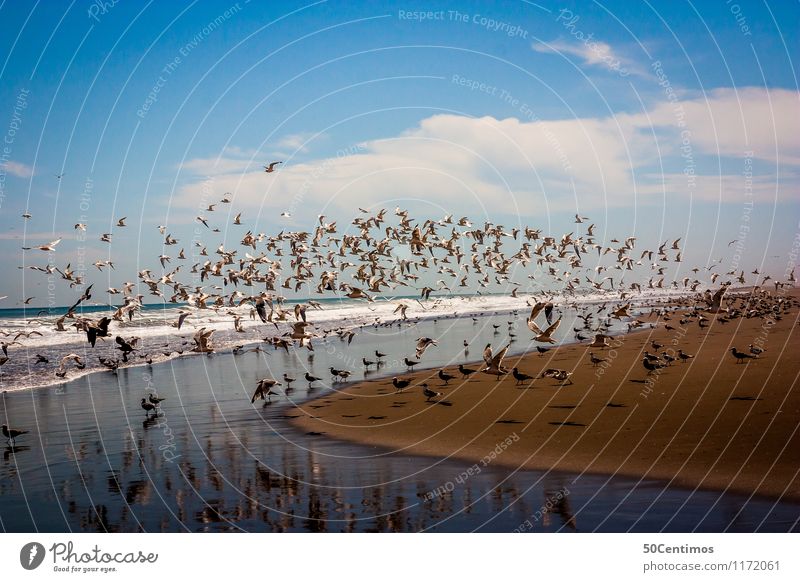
(283, 373, 296, 390)
(677, 349, 694, 363)
(140, 398, 157, 415)
(512, 367, 534, 386)
(459, 364, 477, 379)
(730, 348, 756, 364)
(2, 424, 28, 445)
(422, 383, 442, 402)
(392, 377, 411, 392)
(148, 393, 166, 407)
(438, 369, 455, 385)
(305, 372, 322, 388)
(404, 357, 418, 370)
(588, 352, 607, 367)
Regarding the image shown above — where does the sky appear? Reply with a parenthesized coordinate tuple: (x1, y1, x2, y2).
(0, 0, 798, 307)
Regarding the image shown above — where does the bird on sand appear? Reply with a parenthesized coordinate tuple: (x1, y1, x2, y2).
(677, 349, 694, 363)
(540, 368, 573, 385)
(459, 364, 477, 379)
(730, 347, 756, 363)
(422, 383, 442, 401)
(588, 352, 607, 367)
(392, 377, 411, 392)
(2, 424, 28, 445)
(483, 343, 510, 375)
(438, 369, 455, 385)
(512, 367, 534, 386)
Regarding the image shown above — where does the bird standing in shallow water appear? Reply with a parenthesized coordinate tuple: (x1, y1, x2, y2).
(2, 424, 28, 445)
(140, 398, 157, 415)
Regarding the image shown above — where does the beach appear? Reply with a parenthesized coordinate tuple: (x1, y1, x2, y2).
(292, 289, 800, 501)
(2, 292, 798, 532)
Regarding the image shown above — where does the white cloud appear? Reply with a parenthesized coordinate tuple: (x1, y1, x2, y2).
(532, 38, 635, 77)
(1, 160, 34, 178)
(171, 88, 799, 221)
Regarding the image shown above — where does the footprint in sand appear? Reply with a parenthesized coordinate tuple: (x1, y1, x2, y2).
(549, 421, 587, 427)
(367, 415, 387, 420)
(549, 405, 577, 409)
(496, 419, 523, 424)
(606, 402, 626, 408)
(341, 414, 360, 418)
(729, 396, 762, 401)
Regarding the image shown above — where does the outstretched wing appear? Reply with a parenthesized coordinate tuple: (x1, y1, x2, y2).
(490, 344, 510, 368)
(542, 316, 562, 337)
(526, 319, 543, 334)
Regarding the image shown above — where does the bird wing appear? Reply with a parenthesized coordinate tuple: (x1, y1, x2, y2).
(490, 344, 510, 368)
(542, 316, 562, 337)
(526, 319, 543, 334)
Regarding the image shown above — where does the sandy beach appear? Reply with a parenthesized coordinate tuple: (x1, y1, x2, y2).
(292, 289, 800, 501)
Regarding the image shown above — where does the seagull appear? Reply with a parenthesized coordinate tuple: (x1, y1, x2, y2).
(2, 424, 28, 445)
(148, 394, 166, 406)
(392, 377, 411, 392)
(677, 349, 694, 363)
(263, 161, 283, 173)
(527, 316, 562, 344)
(422, 383, 442, 401)
(140, 398, 157, 415)
(283, 373, 296, 390)
(540, 368, 573, 385)
(305, 372, 322, 388)
(588, 352, 607, 367)
(22, 238, 62, 252)
(404, 357, 419, 370)
(642, 358, 666, 374)
(730, 347, 756, 363)
(512, 367, 534, 386)
(483, 343, 510, 375)
(251, 378, 282, 403)
(748, 344, 764, 356)
(587, 334, 611, 348)
(22, 212, 32, 219)
(459, 364, 477, 379)
(438, 369, 455, 385)
(116, 217, 127, 227)
(280, 212, 291, 218)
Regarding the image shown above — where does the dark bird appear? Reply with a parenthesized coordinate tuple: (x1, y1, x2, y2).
(140, 398, 157, 414)
(148, 393, 166, 406)
(730, 347, 756, 363)
(392, 377, 411, 392)
(263, 161, 283, 173)
(404, 357, 418, 370)
(363, 357, 375, 369)
(422, 383, 442, 401)
(251, 378, 281, 403)
(2, 424, 28, 445)
(512, 367, 534, 386)
(305, 372, 322, 387)
(642, 358, 665, 374)
(438, 369, 455, 385)
(459, 364, 477, 379)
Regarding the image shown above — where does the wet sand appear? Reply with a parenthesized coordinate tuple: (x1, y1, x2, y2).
(292, 290, 800, 501)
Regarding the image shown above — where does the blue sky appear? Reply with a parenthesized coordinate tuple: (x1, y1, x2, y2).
(0, 0, 798, 306)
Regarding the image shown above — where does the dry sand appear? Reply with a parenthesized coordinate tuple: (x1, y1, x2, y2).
(292, 290, 800, 500)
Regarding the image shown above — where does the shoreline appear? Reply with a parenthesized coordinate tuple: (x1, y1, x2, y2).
(291, 290, 800, 502)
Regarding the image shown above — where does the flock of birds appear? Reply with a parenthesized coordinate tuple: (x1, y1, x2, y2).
(3, 169, 797, 438)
